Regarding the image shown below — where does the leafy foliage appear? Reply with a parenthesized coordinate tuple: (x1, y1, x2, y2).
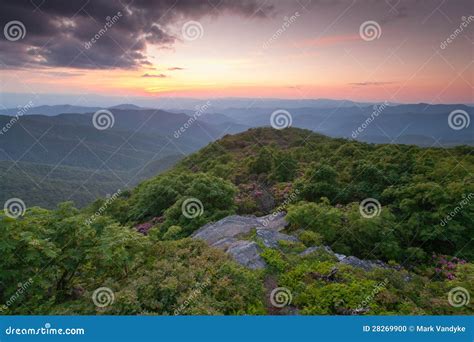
(1, 127, 472, 315)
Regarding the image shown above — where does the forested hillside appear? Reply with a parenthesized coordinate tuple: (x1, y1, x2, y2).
(0, 155, 181, 208)
(1, 128, 472, 315)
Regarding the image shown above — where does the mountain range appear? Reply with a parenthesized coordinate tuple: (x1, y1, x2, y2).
(0, 100, 472, 208)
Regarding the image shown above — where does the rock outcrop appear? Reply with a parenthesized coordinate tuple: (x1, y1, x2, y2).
(256, 229, 298, 248)
(192, 212, 287, 245)
(191, 212, 288, 269)
(299, 246, 390, 271)
(226, 241, 267, 269)
(192, 212, 390, 271)
(339, 256, 390, 271)
(299, 245, 333, 256)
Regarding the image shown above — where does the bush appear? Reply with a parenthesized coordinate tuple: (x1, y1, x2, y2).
(299, 230, 322, 247)
(162, 225, 183, 240)
(261, 248, 289, 273)
(129, 172, 237, 236)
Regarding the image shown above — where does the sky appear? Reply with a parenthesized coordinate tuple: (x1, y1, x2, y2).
(0, 0, 473, 106)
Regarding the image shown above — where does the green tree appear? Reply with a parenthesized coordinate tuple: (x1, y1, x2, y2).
(248, 149, 273, 174)
(271, 152, 298, 182)
(299, 164, 341, 202)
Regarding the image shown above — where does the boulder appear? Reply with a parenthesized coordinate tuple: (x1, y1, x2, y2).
(334, 253, 347, 262)
(211, 237, 238, 250)
(191, 212, 287, 245)
(226, 241, 266, 270)
(191, 213, 288, 269)
(299, 246, 334, 257)
(192, 213, 390, 272)
(339, 256, 391, 271)
(258, 212, 288, 230)
(299, 246, 390, 271)
(256, 229, 298, 248)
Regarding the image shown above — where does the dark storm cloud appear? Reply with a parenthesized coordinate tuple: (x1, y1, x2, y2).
(0, 0, 273, 69)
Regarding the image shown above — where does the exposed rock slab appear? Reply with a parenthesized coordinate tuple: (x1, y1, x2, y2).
(299, 246, 333, 256)
(299, 246, 390, 271)
(339, 256, 389, 271)
(191, 213, 288, 269)
(211, 237, 238, 250)
(226, 241, 266, 270)
(191, 212, 287, 245)
(256, 229, 298, 248)
(193, 213, 389, 272)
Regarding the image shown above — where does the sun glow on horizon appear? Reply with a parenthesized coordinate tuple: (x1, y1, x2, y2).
(1, 1, 472, 104)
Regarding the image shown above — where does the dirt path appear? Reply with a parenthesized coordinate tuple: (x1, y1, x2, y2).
(264, 274, 284, 315)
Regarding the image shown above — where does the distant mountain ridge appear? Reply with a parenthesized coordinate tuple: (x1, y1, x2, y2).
(0, 103, 152, 116)
(214, 103, 473, 146)
(0, 101, 472, 208)
(0, 107, 239, 208)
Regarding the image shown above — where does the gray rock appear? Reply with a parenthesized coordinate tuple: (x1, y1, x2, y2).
(299, 245, 334, 256)
(191, 213, 287, 245)
(334, 253, 347, 262)
(191, 213, 288, 269)
(299, 246, 389, 271)
(226, 241, 266, 269)
(257, 212, 288, 231)
(211, 237, 238, 250)
(339, 256, 389, 271)
(256, 228, 298, 248)
(192, 213, 391, 272)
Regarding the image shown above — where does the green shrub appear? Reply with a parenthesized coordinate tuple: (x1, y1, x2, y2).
(299, 230, 322, 247)
(261, 248, 289, 273)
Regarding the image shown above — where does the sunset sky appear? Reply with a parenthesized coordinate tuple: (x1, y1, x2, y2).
(0, 0, 472, 105)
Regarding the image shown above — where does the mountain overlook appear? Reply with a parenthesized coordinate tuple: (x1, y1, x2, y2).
(1, 102, 471, 208)
(2, 127, 472, 316)
(1, 0, 472, 335)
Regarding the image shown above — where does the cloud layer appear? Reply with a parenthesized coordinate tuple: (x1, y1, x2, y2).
(0, 0, 272, 69)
